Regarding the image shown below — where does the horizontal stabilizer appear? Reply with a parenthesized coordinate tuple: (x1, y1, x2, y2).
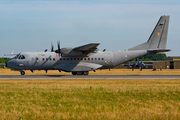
(147, 49, 171, 54)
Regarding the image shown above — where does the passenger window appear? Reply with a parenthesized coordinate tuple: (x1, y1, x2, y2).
(42, 58, 44, 61)
(91, 58, 93, 60)
(53, 58, 55, 61)
(95, 58, 97, 60)
(98, 58, 100, 60)
(88, 58, 90, 60)
(102, 58, 104, 60)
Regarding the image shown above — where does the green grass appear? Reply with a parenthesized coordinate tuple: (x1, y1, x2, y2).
(0, 79, 180, 119)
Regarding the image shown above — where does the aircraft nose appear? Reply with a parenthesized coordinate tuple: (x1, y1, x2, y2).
(6, 60, 14, 68)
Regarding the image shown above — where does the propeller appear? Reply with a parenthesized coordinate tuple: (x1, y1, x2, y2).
(51, 41, 62, 56)
(55, 41, 61, 53)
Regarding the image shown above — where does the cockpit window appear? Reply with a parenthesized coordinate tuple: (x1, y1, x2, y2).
(14, 54, 20, 59)
(18, 55, 25, 59)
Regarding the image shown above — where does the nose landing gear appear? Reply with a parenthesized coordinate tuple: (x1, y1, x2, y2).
(20, 71, 25, 75)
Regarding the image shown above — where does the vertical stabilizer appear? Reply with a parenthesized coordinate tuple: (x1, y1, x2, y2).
(128, 15, 170, 51)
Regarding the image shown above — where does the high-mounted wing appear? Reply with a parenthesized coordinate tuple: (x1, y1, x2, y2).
(73, 43, 100, 53)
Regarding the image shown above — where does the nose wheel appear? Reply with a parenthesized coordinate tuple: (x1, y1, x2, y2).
(20, 71, 25, 75)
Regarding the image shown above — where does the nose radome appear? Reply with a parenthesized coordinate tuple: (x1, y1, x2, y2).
(6, 60, 13, 68)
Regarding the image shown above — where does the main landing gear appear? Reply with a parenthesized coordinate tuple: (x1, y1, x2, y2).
(72, 71, 89, 75)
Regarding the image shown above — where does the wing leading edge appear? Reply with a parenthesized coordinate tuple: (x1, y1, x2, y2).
(73, 43, 100, 53)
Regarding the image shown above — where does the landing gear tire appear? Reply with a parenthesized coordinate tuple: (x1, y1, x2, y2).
(77, 72, 83, 75)
(83, 71, 89, 75)
(21, 71, 25, 75)
(72, 72, 77, 75)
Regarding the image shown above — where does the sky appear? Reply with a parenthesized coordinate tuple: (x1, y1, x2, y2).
(0, 0, 180, 57)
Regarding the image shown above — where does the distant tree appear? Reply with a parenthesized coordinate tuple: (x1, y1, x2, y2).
(140, 53, 167, 61)
(0, 58, 5, 63)
(1, 58, 11, 63)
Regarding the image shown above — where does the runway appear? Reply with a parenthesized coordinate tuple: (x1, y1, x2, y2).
(0, 75, 180, 79)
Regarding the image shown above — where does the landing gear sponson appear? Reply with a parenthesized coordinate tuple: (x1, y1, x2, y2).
(72, 71, 89, 75)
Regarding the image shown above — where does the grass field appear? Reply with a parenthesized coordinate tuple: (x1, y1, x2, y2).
(1, 68, 180, 119)
(1, 68, 180, 75)
(0, 79, 180, 119)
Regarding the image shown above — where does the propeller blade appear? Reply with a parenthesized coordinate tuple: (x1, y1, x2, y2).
(58, 41, 60, 50)
(51, 42, 54, 52)
(55, 41, 61, 53)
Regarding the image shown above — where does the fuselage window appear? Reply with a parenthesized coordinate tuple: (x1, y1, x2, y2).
(91, 58, 93, 60)
(84, 58, 86, 60)
(77, 58, 79, 60)
(46, 58, 48, 61)
(81, 58, 83, 60)
(42, 58, 44, 61)
(74, 58, 76, 60)
(95, 58, 97, 60)
(49, 58, 51, 61)
(60, 58, 62, 61)
(88, 58, 90, 60)
(63, 58, 65, 61)
(53, 58, 55, 61)
(102, 58, 104, 60)
(70, 58, 72, 61)
(98, 58, 100, 60)
(67, 58, 69, 61)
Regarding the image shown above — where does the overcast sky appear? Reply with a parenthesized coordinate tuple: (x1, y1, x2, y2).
(0, 0, 180, 57)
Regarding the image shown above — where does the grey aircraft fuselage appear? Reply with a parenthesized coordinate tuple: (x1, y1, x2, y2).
(6, 15, 170, 75)
(7, 50, 146, 71)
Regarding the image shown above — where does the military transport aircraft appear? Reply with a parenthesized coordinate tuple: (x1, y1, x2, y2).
(6, 15, 170, 75)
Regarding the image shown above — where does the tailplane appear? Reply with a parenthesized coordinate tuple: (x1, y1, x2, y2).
(128, 15, 170, 53)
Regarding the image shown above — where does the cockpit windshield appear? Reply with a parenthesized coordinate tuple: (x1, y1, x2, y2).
(14, 54, 20, 59)
(13, 54, 25, 59)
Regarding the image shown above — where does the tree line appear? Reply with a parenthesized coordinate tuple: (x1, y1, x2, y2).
(132, 53, 167, 61)
(0, 58, 11, 63)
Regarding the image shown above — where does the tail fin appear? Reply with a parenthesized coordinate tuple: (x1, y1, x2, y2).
(128, 15, 170, 52)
